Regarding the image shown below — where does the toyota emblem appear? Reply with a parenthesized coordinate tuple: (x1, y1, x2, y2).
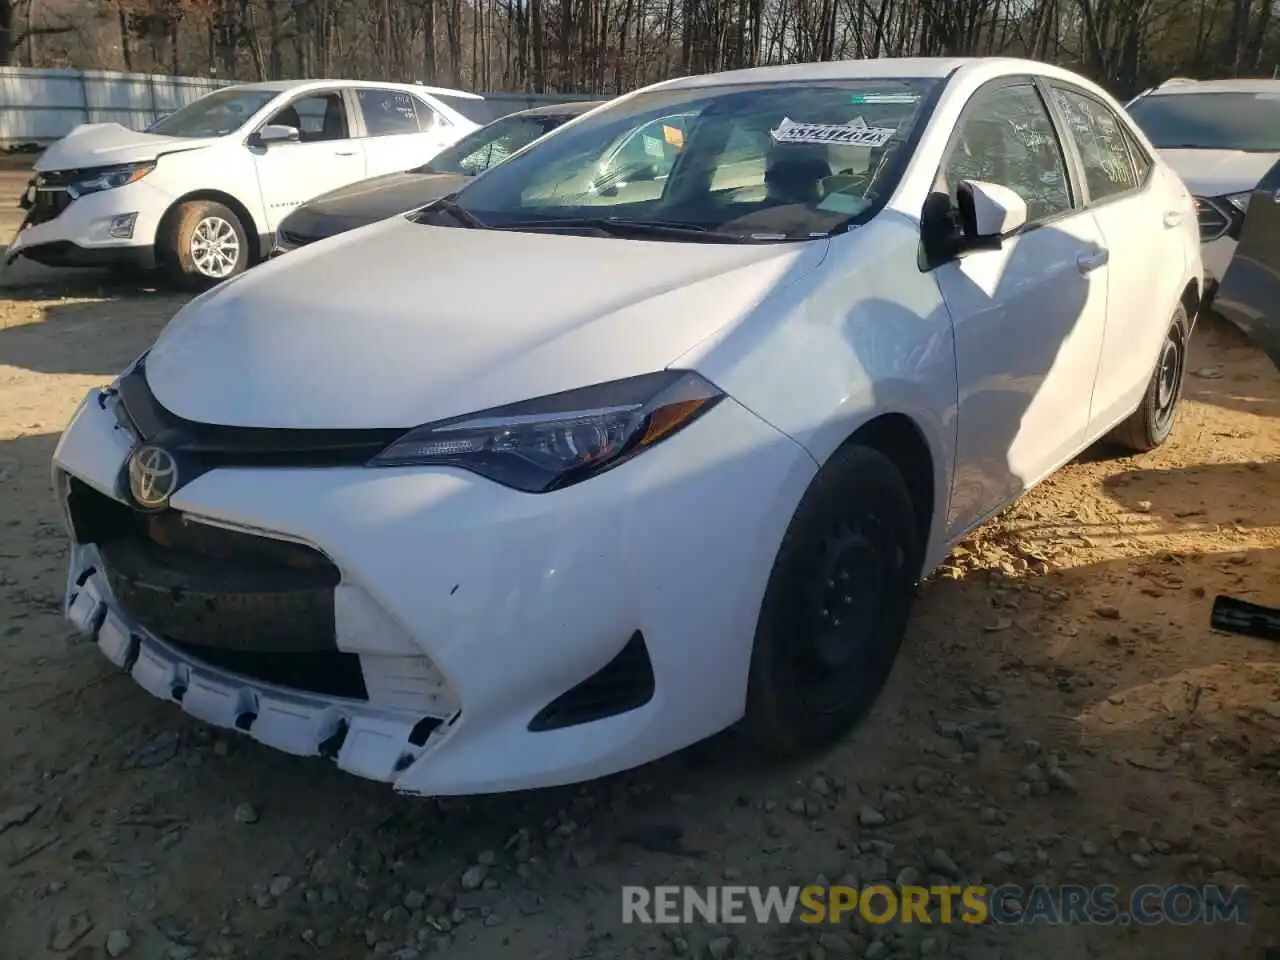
(127, 444, 179, 510)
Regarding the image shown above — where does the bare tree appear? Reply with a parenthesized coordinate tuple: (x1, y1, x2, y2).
(8, 0, 1279, 99)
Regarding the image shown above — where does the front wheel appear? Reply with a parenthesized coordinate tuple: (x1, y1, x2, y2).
(162, 200, 250, 286)
(1107, 304, 1191, 453)
(742, 443, 921, 757)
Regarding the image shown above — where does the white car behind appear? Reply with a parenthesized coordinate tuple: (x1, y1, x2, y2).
(53, 56, 1202, 797)
(1125, 78, 1280, 287)
(8, 79, 483, 283)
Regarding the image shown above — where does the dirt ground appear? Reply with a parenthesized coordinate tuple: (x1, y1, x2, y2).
(1, 159, 1279, 960)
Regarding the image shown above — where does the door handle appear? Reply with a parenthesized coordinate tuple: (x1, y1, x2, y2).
(1163, 210, 1184, 227)
(334, 149, 358, 156)
(1076, 248, 1109, 274)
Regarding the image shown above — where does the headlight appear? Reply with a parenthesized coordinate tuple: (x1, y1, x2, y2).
(66, 161, 156, 200)
(367, 370, 725, 492)
(1223, 191, 1251, 214)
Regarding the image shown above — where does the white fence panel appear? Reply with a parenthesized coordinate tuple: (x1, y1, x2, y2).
(0, 67, 233, 147)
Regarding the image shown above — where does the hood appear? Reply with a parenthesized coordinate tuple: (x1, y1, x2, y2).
(281, 171, 468, 240)
(1159, 148, 1280, 198)
(146, 217, 828, 429)
(35, 122, 216, 172)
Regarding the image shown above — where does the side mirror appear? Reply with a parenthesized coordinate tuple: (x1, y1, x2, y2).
(955, 180, 1027, 250)
(255, 124, 301, 146)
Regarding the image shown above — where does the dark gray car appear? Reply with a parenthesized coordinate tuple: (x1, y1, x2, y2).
(1213, 156, 1280, 370)
(275, 100, 603, 251)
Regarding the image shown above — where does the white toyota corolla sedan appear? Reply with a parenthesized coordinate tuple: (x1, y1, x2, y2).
(52, 56, 1203, 797)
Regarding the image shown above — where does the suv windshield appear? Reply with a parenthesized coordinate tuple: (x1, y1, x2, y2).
(436, 79, 937, 241)
(149, 88, 278, 138)
(416, 113, 573, 176)
(1128, 91, 1280, 151)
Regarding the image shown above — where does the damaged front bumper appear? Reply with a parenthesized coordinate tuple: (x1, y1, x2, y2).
(67, 542, 447, 782)
(52, 380, 814, 796)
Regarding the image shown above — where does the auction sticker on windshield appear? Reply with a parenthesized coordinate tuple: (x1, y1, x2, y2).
(771, 116, 896, 147)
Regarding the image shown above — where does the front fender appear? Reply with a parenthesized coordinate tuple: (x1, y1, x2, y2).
(678, 215, 958, 570)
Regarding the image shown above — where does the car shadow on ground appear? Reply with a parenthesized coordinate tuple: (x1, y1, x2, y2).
(0, 282, 187, 378)
(1186, 314, 1280, 419)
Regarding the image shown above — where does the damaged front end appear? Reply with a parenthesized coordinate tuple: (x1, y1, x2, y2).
(56, 376, 461, 785)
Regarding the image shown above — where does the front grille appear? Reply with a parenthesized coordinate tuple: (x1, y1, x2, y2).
(26, 184, 71, 226)
(528, 631, 655, 731)
(1195, 197, 1231, 242)
(67, 477, 366, 699)
(114, 360, 402, 470)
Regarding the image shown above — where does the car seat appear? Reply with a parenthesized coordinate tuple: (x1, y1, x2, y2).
(764, 141, 832, 205)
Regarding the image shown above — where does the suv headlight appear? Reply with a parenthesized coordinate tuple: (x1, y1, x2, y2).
(1223, 191, 1251, 214)
(66, 161, 156, 200)
(367, 370, 725, 493)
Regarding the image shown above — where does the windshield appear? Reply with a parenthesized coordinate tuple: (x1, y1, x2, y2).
(148, 87, 277, 138)
(433, 94, 510, 125)
(437, 80, 938, 241)
(1128, 91, 1280, 152)
(417, 113, 572, 175)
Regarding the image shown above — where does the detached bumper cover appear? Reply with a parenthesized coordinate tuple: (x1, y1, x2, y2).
(12, 239, 156, 270)
(67, 543, 442, 782)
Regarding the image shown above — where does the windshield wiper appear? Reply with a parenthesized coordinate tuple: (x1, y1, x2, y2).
(498, 216, 772, 243)
(426, 198, 487, 228)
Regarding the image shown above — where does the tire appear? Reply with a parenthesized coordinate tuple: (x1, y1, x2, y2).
(1107, 304, 1191, 453)
(743, 443, 921, 757)
(162, 200, 250, 286)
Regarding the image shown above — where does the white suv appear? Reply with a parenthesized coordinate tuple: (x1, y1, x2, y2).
(8, 79, 482, 282)
(1126, 77, 1280, 288)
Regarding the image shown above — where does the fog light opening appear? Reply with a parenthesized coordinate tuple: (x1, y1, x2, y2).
(109, 213, 138, 239)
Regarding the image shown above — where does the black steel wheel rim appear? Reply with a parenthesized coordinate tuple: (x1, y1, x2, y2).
(1153, 326, 1186, 431)
(791, 512, 894, 715)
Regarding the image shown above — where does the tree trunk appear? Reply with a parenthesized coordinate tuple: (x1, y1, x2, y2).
(531, 0, 545, 90)
(422, 0, 437, 83)
(118, 3, 134, 71)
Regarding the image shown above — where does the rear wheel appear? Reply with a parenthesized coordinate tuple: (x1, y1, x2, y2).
(1107, 304, 1190, 452)
(162, 200, 250, 286)
(743, 444, 921, 757)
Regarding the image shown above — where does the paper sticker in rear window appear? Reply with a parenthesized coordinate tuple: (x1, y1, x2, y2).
(771, 116, 896, 147)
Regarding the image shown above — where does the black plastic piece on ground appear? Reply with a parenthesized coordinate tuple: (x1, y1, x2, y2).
(1211, 595, 1280, 641)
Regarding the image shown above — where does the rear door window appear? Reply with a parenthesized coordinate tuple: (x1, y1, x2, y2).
(358, 89, 423, 137)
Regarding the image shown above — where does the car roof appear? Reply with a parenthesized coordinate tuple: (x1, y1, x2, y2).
(219, 78, 484, 100)
(513, 100, 606, 118)
(1145, 77, 1280, 96)
(646, 56, 1107, 92)
(653, 57, 972, 90)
